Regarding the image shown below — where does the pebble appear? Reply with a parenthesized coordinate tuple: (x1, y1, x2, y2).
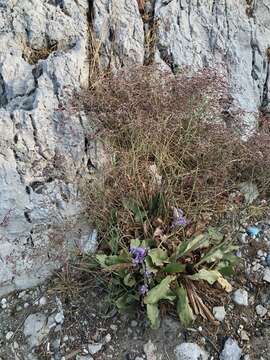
(220, 338, 242, 360)
(256, 305, 268, 317)
(110, 324, 118, 331)
(175, 342, 208, 360)
(232, 289, 248, 306)
(213, 306, 226, 322)
(240, 330, 249, 341)
(105, 334, 111, 343)
(263, 268, 270, 283)
(88, 343, 103, 355)
(24, 302, 30, 308)
(144, 340, 158, 360)
(131, 320, 138, 327)
(39, 297, 47, 306)
(55, 312, 64, 324)
(1, 298, 7, 309)
(5, 331, 14, 341)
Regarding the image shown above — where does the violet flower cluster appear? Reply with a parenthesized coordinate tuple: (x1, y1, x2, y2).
(171, 208, 188, 228)
(130, 246, 147, 265)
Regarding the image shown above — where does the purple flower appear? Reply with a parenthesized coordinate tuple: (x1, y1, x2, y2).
(171, 208, 188, 228)
(139, 284, 149, 295)
(130, 247, 147, 265)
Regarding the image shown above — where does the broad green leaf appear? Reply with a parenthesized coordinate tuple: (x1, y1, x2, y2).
(130, 239, 141, 248)
(144, 276, 176, 304)
(115, 293, 136, 310)
(148, 248, 168, 266)
(96, 254, 108, 267)
(147, 303, 160, 329)
(145, 256, 159, 274)
(174, 234, 209, 261)
(163, 263, 186, 273)
(105, 255, 128, 266)
(207, 227, 223, 242)
(176, 286, 195, 327)
(124, 273, 136, 287)
(196, 243, 238, 266)
(188, 269, 220, 285)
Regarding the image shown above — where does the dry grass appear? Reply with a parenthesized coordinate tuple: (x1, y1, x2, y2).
(80, 65, 270, 242)
(23, 42, 58, 65)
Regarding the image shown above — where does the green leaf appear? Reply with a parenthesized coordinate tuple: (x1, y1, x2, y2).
(148, 193, 164, 217)
(130, 239, 141, 248)
(196, 242, 238, 266)
(174, 234, 209, 261)
(122, 199, 147, 223)
(147, 303, 160, 329)
(176, 286, 195, 327)
(163, 263, 186, 273)
(188, 269, 220, 285)
(207, 227, 223, 242)
(144, 276, 176, 304)
(96, 254, 108, 267)
(115, 293, 137, 310)
(123, 273, 136, 287)
(145, 256, 159, 274)
(105, 255, 128, 266)
(148, 248, 168, 266)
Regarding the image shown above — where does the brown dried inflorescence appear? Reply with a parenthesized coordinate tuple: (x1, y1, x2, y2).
(81, 65, 270, 236)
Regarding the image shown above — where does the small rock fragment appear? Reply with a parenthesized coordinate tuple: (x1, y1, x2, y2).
(39, 297, 47, 306)
(213, 306, 226, 322)
(5, 331, 14, 341)
(220, 338, 242, 360)
(263, 268, 270, 283)
(105, 333, 111, 343)
(175, 342, 208, 360)
(55, 312, 64, 324)
(240, 330, 249, 341)
(232, 289, 248, 306)
(144, 340, 158, 360)
(1, 298, 7, 309)
(88, 343, 103, 355)
(256, 305, 268, 317)
(131, 320, 138, 327)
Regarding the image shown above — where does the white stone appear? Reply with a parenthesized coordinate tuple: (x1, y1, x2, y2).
(220, 338, 242, 360)
(263, 268, 270, 283)
(175, 343, 208, 360)
(213, 306, 226, 322)
(232, 289, 249, 306)
(54, 312, 64, 324)
(256, 305, 268, 317)
(39, 297, 47, 306)
(88, 343, 103, 355)
(5, 331, 14, 340)
(23, 313, 50, 348)
(105, 334, 111, 343)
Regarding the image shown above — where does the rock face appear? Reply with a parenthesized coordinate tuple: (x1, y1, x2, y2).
(1, 0, 270, 295)
(154, 0, 270, 126)
(0, 0, 96, 296)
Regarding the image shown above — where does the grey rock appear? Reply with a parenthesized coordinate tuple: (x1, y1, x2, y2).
(175, 343, 208, 360)
(92, 0, 144, 69)
(213, 306, 226, 322)
(23, 313, 50, 348)
(154, 1, 270, 133)
(0, 0, 97, 296)
(263, 268, 270, 283)
(256, 305, 267, 317)
(220, 338, 242, 360)
(232, 289, 249, 306)
(88, 343, 103, 355)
